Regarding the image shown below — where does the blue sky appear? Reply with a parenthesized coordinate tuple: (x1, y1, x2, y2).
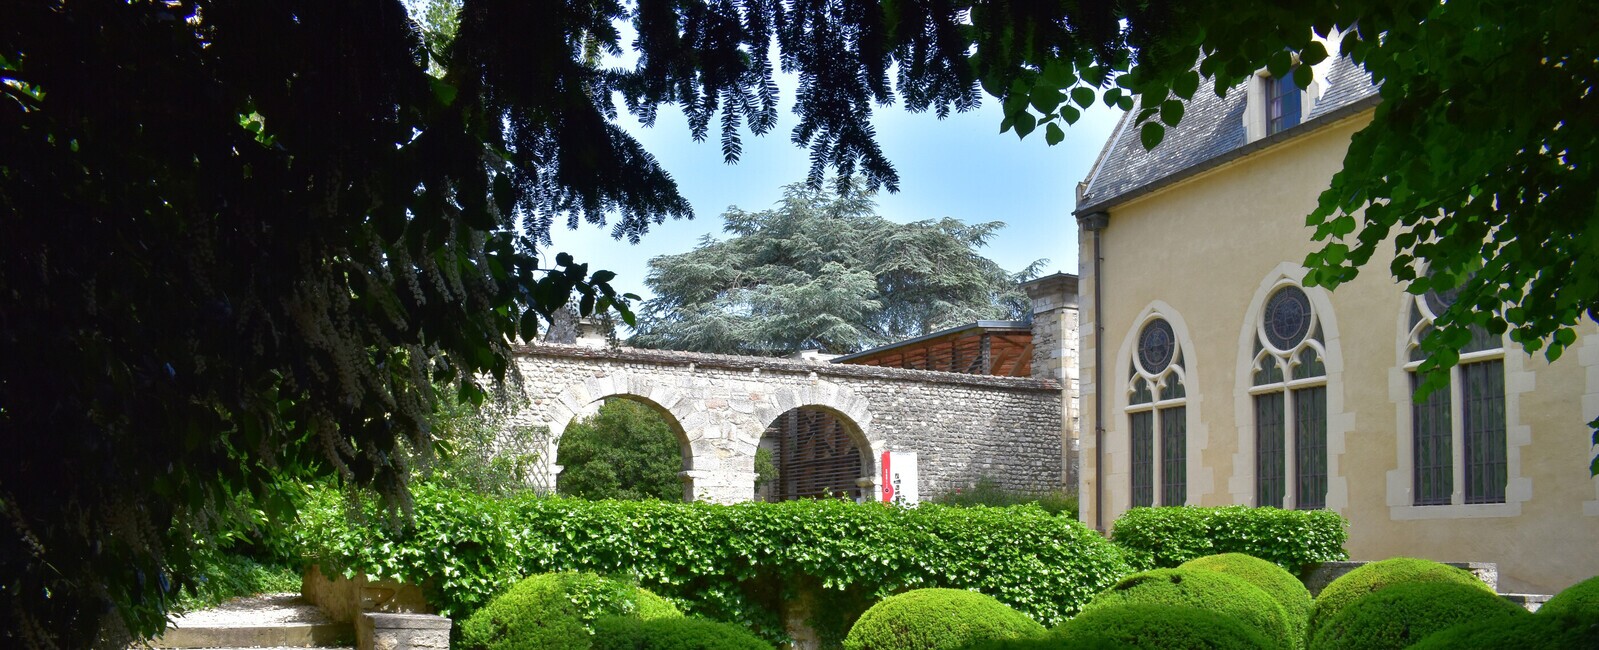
(548, 76, 1122, 305)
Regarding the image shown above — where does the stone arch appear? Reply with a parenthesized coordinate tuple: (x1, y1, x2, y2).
(747, 382, 880, 501)
(1109, 301, 1214, 511)
(541, 371, 698, 499)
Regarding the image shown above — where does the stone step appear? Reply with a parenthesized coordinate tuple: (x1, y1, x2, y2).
(150, 592, 353, 649)
(150, 622, 353, 648)
(1500, 592, 1552, 613)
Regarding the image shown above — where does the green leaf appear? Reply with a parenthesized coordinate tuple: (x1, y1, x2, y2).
(1070, 86, 1096, 109)
(1160, 100, 1185, 126)
(1045, 122, 1065, 146)
(1139, 122, 1165, 150)
(1013, 111, 1037, 139)
(1266, 50, 1294, 79)
(1172, 71, 1200, 100)
(1293, 64, 1313, 90)
(1060, 105, 1081, 125)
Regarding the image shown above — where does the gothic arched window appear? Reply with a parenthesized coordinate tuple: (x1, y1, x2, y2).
(1251, 284, 1327, 509)
(1128, 317, 1187, 507)
(1406, 284, 1506, 506)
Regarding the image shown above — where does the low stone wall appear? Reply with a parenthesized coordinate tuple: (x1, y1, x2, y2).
(302, 565, 434, 624)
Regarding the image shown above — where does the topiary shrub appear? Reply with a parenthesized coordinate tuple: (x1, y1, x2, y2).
(1083, 568, 1291, 649)
(1541, 574, 1599, 620)
(459, 572, 683, 650)
(592, 615, 773, 650)
(1180, 553, 1312, 648)
(1307, 557, 1488, 638)
(1053, 603, 1275, 649)
(1408, 611, 1599, 650)
(1308, 581, 1525, 650)
(842, 588, 1047, 650)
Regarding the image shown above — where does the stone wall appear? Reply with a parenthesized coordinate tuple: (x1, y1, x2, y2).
(508, 344, 1064, 502)
(1024, 273, 1082, 489)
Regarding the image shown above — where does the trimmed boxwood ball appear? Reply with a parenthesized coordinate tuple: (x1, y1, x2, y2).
(1541, 575, 1599, 620)
(1054, 603, 1275, 649)
(592, 615, 773, 650)
(1407, 611, 1599, 650)
(459, 572, 683, 650)
(1179, 553, 1312, 648)
(1308, 557, 1488, 638)
(1084, 568, 1291, 649)
(842, 588, 1046, 650)
(1308, 581, 1525, 650)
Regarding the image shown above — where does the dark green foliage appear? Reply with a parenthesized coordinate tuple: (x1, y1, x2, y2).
(1409, 609, 1599, 650)
(1109, 507, 1348, 571)
(1308, 582, 1525, 650)
(934, 477, 1079, 519)
(632, 183, 1041, 356)
(1179, 554, 1312, 649)
(1541, 575, 1599, 620)
(1053, 604, 1274, 650)
(593, 616, 774, 650)
(426, 387, 545, 497)
(1308, 557, 1490, 639)
(557, 400, 685, 502)
(458, 572, 682, 650)
(295, 485, 1130, 641)
(842, 588, 1046, 650)
(1084, 569, 1291, 649)
(174, 553, 302, 613)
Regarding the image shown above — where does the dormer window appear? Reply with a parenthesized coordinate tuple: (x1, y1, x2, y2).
(1267, 74, 1302, 134)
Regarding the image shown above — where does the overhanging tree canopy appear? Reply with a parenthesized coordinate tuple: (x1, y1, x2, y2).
(3, 0, 1595, 646)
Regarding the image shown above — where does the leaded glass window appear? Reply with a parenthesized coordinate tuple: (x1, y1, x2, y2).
(1251, 284, 1328, 510)
(1406, 286, 1507, 506)
(1128, 316, 1188, 507)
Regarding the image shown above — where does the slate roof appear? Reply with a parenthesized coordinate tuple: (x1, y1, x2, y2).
(1076, 55, 1380, 213)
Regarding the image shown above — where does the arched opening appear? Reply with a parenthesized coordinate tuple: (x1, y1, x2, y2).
(756, 406, 870, 501)
(554, 395, 690, 502)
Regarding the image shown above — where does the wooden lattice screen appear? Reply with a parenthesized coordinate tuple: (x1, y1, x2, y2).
(764, 408, 863, 501)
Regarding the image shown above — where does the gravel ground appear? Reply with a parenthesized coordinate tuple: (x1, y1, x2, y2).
(168, 593, 332, 628)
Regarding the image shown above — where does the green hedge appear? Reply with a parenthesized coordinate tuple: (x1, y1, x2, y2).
(459, 572, 682, 650)
(1307, 557, 1489, 638)
(593, 616, 774, 649)
(1083, 568, 1291, 649)
(1307, 581, 1525, 650)
(1409, 609, 1599, 649)
(1541, 574, 1599, 620)
(295, 484, 1130, 642)
(842, 588, 1045, 650)
(1109, 506, 1347, 571)
(1054, 603, 1275, 650)
(1178, 553, 1312, 648)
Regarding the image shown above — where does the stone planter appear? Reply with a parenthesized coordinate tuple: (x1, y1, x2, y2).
(302, 565, 435, 624)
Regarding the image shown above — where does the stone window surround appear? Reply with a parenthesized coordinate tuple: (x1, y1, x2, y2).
(1583, 331, 1599, 516)
(1111, 302, 1213, 511)
(1385, 293, 1533, 520)
(1228, 266, 1350, 512)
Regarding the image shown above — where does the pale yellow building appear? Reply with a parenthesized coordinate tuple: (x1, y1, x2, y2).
(1073, 53, 1599, 594)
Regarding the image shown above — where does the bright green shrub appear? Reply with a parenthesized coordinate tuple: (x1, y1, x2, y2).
(1179, 553, 1312, 648)
(1541, 575, 1599, 619)
(296, 484, 1131, 642)
(458, 572, 682, 650)
(1308, 581, 1525, 650)
(1307, 557, 1489, 638)
(1110, 506, 1347, 571)
(1409, 609, 1599, 649)
(1054, 603, 1275, 649)
(842, 588, 1047, 650)
(1083, 568, 1291, 649)
(592, 616, 773, 650)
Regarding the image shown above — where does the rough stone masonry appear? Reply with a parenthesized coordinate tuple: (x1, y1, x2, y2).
(506, 344, 1065, 503)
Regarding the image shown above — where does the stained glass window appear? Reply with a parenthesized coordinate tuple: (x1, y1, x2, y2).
(1253, 283, 1327, 510)
(1139, 319, 1175, 374)
(1407, 286, 1506, 508)
(1129, 316, 1185, 507)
